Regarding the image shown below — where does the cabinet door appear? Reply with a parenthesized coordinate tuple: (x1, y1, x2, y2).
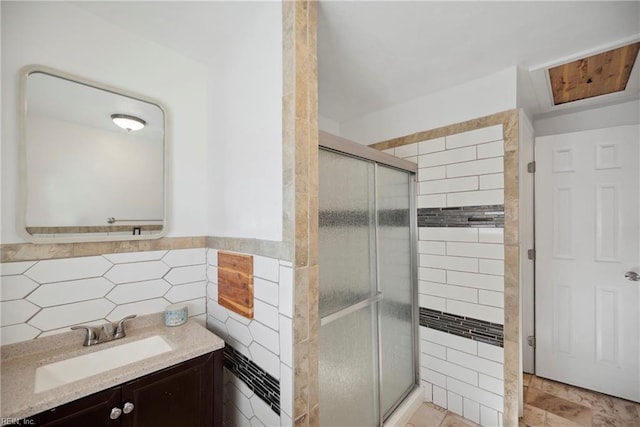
(120, 352, 217, 427)
(29, 387, 121, 427)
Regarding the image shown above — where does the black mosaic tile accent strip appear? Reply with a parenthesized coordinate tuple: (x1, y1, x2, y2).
(378, 208, 410, 227)
(224, 345, 280, 415)
(418, 205, 504, 228)
(419, 307, 504, 347)
(319, 210, 370, 227)
(319, 209, 409, 227)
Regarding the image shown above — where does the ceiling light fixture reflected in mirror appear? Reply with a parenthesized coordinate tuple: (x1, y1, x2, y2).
(111, 113, 146, 131)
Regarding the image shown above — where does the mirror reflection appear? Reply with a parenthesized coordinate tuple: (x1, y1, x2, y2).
(22, 68, 166, 242)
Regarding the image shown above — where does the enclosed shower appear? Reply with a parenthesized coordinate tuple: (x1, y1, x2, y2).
(318, 132, 418, 426)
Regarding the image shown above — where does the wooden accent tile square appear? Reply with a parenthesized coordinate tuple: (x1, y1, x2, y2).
(217, 251, 254, 319)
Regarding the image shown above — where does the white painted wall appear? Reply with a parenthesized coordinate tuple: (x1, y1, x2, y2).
(207, 2, 283, 242)
(534, 99, 640, 137)
(318, 114, 340, 135)
(338, 67, 518, 145)
(1, 2, 209, 242)
(516, 66, 539, 120)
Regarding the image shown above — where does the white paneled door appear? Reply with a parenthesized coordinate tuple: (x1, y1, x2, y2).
(536, 125, 640, 402)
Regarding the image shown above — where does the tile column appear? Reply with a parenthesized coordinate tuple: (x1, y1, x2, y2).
(502, 111, 520, 427)
(282, 1, 319, 426)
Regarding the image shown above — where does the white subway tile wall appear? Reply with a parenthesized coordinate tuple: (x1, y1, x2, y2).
(0, 248, 207, 345)
(445, 125, 503, 150)
(394, 126, 505, 210)
(413, 125, 505, 426)
(419, 328, 504, 425)
(205, 249, 293, 427)
(464, 398, 481, 424)
(419, 137, 446, 154)
(417, 193, 448, 209)
(479, 173, 504, 190)
(394, 142, 418, 159)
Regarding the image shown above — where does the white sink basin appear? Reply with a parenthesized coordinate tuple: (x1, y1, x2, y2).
(34, 335, 172, 393)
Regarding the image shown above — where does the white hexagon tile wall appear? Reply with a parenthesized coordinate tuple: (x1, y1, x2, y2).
(0, 247, 293, 427)
(0, 248, 207, 343)
(205, 248, 294, 427)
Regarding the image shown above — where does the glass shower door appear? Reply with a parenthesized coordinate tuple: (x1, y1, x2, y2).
(319, 147, 416, 427)
(319, 149, 379, 427)
(377, 165, 415, 417)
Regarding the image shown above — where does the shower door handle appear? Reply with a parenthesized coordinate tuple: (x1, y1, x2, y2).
(320, 292, 383, 327)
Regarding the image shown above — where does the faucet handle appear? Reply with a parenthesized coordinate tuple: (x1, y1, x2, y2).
(71, 325, 101, 346)
(114, 315, 136, 339)
(102, 322, 116, 338)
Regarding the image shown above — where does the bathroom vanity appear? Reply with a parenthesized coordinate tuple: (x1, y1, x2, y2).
(0, 315, 225, 426)
(31, 351, 221, 426)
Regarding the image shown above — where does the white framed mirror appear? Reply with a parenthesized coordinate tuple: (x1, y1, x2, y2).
(19, 65, 168, 243)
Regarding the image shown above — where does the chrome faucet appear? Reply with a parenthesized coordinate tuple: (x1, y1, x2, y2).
(71, 315, 136, 346)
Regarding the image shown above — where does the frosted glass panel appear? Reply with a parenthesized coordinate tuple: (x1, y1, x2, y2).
(318, 145, 416, 426)
(377, 165, 415, 416)
(319, 149, 376, 317)
(319, 305, 379, 427)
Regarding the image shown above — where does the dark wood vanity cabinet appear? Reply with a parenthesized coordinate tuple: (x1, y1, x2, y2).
(29, 388, 122, 427)
(29, 350, 223, 427)
(120, 351, 220, 427)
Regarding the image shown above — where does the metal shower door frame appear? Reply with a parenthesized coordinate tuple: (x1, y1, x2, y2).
(319, 131, 419, 425)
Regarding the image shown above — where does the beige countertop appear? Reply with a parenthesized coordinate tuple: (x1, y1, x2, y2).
(0, 314, 225, 421)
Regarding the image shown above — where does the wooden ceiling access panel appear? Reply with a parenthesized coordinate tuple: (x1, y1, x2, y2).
(218, 251, 254, 319)
(548, 42, 640, 105)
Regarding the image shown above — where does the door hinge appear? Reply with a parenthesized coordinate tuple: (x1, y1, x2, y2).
(527, 336, 536, 349)
(527, 161, 536, 173)
(527, 249, 536, 260)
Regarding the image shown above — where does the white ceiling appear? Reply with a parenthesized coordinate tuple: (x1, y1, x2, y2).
(318, 1, 640, 122)
(75, 1, 640, 123)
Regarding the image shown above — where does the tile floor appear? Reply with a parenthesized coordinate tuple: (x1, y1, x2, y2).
(405, 374, 640, 427)
(405, 402, 478, 427)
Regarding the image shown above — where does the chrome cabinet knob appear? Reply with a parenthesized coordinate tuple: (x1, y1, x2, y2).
(625, 271, 640, 282)
(123, 402, 135, 414)
(110, 407, 122, 419)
